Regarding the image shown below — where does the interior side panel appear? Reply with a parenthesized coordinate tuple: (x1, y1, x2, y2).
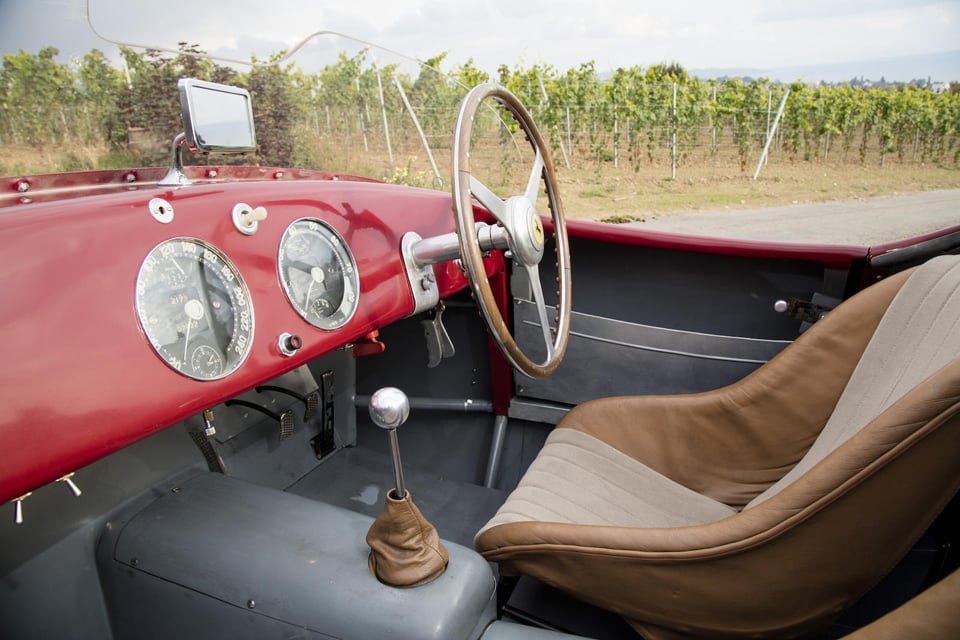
(515, 235, 853, 412)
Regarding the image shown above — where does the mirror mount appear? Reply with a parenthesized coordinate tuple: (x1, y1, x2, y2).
(158, 133, 190, 187)
(158, 78, 258, 187)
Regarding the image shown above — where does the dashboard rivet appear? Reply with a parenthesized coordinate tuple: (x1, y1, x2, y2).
(247, 600, 256, 609)
(15, 180, 30, 193)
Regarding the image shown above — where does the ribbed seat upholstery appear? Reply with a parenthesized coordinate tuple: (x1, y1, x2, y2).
(476, 255, 960, 639)
(479, 428, 735, 532)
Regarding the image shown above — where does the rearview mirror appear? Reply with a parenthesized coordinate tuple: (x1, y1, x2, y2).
(178, 78, 256, 153)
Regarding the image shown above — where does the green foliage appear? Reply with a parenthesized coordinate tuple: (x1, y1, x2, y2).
(247, 59, 298, 166)
(0, 47, 77, 145)
(1, 43, 958, 177)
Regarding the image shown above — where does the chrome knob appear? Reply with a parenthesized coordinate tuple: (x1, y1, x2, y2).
(369, 387, 410, 499)
(369, 387, 410, 431)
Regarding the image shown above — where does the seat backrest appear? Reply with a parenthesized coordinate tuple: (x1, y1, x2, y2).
(747, 255, 960, 508)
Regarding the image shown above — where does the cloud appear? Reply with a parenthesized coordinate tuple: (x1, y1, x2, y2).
(757, 0, 948, 22)
(2, 0, 957, 81)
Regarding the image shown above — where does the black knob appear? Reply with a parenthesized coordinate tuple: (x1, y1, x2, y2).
(278, 332, 302, 356)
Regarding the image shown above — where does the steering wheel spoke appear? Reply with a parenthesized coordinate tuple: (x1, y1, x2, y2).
(524, 264, 556, 362)
(524, 150, 545, 204)
(469, 176, 508, 227)
(452, 82, 571, 379)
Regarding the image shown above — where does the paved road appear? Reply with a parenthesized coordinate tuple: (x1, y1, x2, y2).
(630, 189, 960, 245)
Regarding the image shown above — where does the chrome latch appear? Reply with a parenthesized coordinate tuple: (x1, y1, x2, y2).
(774, 293, 841, 328)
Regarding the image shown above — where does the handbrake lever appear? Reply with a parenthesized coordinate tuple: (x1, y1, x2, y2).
(421, 301, 455, 368)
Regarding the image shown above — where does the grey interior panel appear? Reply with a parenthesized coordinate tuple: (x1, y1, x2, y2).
(98, 472, 497, 640)
(536, 236, 826, 339)
(515, 302, 789, 403)
(513, 235, 839, 407)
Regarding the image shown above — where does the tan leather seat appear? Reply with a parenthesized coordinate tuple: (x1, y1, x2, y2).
(476, 255, 960, 639)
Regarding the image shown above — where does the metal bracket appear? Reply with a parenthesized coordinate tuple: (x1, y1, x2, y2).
(774, 293, 841, 328)
(401, 231, 440, 315)
(158, 133, 191, 187)
(310, 370, 336, 459)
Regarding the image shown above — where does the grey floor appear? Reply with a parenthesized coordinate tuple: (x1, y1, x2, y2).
(286, 444, 509, 549)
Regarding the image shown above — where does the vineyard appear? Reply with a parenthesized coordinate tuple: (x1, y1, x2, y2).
(2, 44, 959, 200)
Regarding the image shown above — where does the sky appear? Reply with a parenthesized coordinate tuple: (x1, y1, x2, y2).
(0, 0, 958, 80)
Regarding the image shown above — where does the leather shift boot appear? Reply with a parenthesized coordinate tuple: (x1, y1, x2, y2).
(366, 489, 448, 587)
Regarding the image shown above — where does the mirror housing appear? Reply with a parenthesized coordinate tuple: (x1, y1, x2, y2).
(177, 78, 256, 153)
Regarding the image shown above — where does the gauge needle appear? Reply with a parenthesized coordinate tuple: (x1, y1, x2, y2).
(183, 321, 191, 362)
(304, 266, 326, 306)
(304, 280, 314, 308)
(170, 257, 186, 275)
(183, 299, 205, 361)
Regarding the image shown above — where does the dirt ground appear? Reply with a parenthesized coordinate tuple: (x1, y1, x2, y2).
(3, 143, 958, 224)
(553, 160, 960, 223)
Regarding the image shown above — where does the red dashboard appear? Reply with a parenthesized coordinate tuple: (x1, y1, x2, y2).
(0, 173, 490, 504)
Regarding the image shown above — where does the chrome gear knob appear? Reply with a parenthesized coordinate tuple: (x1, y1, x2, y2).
(369, 387, 410, 499)
(369, 387, 410, 431)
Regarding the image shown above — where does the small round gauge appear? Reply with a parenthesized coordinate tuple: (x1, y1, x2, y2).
(278, 218, 359, 330)
(135, 238, 254, 380)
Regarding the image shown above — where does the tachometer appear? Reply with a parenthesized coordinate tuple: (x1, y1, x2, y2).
(135, 238, 253, 380)
(278, 218, 359, 330)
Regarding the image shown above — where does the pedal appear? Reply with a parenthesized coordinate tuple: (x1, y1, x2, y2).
(189, 429, 227, 474)
(304, 389, 320, 421)
(189, 408, 227, 473)
(278, 411, 295, 440)
(421, 301, 456, 368)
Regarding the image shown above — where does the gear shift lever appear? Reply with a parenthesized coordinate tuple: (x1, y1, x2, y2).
(369, 387, 409, 499)
(365, 387, 448, 587)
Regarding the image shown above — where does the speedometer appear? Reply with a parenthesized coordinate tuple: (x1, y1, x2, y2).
(278, 218, 359, 330)
(135, 238, 253, 380)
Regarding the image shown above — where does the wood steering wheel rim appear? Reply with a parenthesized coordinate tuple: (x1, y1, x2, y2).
(451, 83, 571, 379)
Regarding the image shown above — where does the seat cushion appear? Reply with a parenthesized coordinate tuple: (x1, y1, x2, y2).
(476, 428, 735, 539)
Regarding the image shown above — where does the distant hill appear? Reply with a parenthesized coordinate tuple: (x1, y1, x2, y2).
(690, 50, 960, 84)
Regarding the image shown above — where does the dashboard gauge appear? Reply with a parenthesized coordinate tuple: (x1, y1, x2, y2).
(278, 218, 359, 330)
(135, 238, 253, 380)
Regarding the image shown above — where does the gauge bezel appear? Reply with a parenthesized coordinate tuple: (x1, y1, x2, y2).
(135, 237, 255, 381)
(277, 217, 360, 331)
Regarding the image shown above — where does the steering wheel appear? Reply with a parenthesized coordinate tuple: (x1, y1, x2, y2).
(452, 83, 571, 379)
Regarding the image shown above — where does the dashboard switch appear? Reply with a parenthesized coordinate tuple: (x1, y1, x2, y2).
(232, 203, 268, 235)
(278, 333, 303, 357)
